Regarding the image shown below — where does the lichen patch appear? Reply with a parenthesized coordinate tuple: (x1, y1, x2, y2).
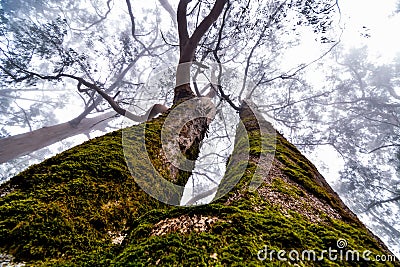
(151, 215, 223, 236)
(107, 231, 127, 245)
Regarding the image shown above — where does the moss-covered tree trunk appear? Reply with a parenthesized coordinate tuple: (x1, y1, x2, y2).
(0, 101, 398, 266)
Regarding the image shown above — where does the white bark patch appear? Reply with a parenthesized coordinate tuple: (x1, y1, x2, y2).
(107, 231, 127, 245)
(151, 215, 224, 236)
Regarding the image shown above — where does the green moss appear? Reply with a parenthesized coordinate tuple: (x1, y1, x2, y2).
(0, 108, 398, 266)
(0, 127, 167, 263)
(268, 177, 305, 198)
(272, 134, 361, 224)
(110, 204, 396, 266)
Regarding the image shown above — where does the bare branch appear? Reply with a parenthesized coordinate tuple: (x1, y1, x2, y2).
(365, 195, 400, 212)
(368, 144, 400, 154)
(248, 38, 341, 98)
(15, 102, 32, 132)
(184, 186, 218, 206)
(237, 1, 289, 101)
(64, 74, 168, 122)
(126, 0, 162, 58)
(190, 0, 227, 49)
(0, 111, 118, 164)
(158, 0, 177, 27)
(69, 0, 113, 32)
(160, 30, 180, 47)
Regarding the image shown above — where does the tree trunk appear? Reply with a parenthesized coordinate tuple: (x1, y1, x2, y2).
(174, 0, 228, 104)
(0, 103, 398, 266)
(0, 111, 116, 164)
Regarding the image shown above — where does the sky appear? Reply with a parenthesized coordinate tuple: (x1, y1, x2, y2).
(289, 0, 400, 182)
(340, 0, 400, 61)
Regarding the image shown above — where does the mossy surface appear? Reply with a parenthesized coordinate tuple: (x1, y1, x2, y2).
(0, 128, 166, 263)
(0, 108, 398, 266)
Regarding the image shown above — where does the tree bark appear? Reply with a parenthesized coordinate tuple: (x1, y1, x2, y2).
(0, 107, 397, 265)
(174, 0, 228, 104)
(0, 111, 116, 164)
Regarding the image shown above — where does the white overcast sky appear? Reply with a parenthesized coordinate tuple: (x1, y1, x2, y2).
(340, 0, 400, 61)
(297, 0, 400, 184)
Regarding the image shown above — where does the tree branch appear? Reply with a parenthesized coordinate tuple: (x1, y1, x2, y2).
(184, 186, 218, 206)
(179, 0, 228, 63)
(177, 0, 191, 55)
(158, 0, 177, 27)
(69, 0, 113, 32)
(189, 0, 227, 52)
(365, 195, 400, 212)
(126, 0, 162, 59)
(368, 144, 400, 154)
